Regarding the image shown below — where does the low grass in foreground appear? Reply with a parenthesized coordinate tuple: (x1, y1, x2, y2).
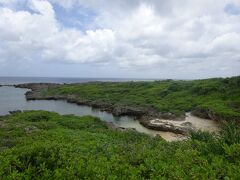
(45, 76, 240, 120)
(1, 111, 240, 179)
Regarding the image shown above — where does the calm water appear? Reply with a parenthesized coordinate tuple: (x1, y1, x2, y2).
(0, 86, 168, 137)
(0, 76, 155, 85)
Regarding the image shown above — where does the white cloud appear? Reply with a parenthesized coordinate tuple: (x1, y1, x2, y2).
(28, 0, 55, 18)
(0, 0, 116, 64)
(0, 0, 240, 78)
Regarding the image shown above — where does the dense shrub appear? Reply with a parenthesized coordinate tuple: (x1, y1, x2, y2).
(0, 111, 240, 179)
(46, 76, 240, 120)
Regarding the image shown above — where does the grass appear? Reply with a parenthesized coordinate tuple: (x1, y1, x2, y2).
(44, 76, 240, 120)
(0, 110, 240, 179)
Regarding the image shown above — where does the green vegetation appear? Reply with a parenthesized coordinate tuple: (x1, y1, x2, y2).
(2, 77, 239, 178)
(45, 76, 240, 120)
(1, 111, 240, 179)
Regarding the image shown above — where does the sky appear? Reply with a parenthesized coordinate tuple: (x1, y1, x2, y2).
(0, 0, 240, 79)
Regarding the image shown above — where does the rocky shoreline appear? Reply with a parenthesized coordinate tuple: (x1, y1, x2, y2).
(13, 83, 214, 135)
(15, 83, 184, 117)
(139, 117, 194, 135)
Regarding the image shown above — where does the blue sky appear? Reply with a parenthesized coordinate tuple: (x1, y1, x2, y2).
(53, 4, 97, 30)
(225, 2, 240, 15)
(0, 0, 239, 79)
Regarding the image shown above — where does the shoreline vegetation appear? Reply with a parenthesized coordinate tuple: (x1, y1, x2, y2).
(0, 110, 240, 178)
(1, 76, 240, 178)
(14, 76, 240, 134)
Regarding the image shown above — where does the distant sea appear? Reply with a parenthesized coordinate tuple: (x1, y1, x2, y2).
(0, 77, 155, 85)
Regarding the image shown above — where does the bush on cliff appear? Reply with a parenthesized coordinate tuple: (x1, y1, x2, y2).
(44, 76, 240, 121)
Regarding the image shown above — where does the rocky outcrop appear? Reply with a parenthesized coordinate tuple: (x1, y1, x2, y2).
(15, 83, 61, 100)
(13, 83, 198, 134)
(192, 107, 240, 122)
(191, 108, 210, 119)
(24, 126, 40, 134)
(139, 117, 195, 134)
(14, 83, 157, 117)
(9, 110, 22, 115)
(106, 122, 136, 132)
(112, 106, 146, 116)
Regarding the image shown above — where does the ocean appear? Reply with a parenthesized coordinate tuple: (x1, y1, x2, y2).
(0, 76, 154, 85)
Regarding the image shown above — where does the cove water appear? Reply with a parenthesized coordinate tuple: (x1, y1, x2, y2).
(0, 86, 172, 138)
